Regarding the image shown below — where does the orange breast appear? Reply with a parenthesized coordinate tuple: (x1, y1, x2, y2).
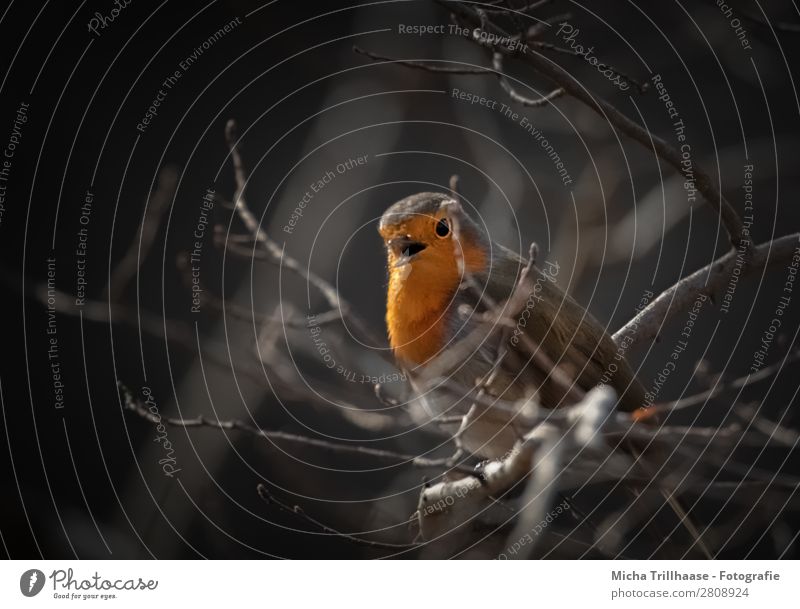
(385, 241, 486, 366)
(386, 296, 449, 365)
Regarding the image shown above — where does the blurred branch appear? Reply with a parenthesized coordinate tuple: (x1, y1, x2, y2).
(417, 386, 618, 541)
(739, 8, 800, 34)
(120, 382, 473, 474)
(525, 12, 573, 38)
(257, 484, 419, 550)
(736, 405, 800, 448)
(213, 227, 269, 260)
(435, 0, 749, 253)
(354, 45, 564, 108)
(502, 422, 563, 559)
(483, 0, 553, 16)
(417, 380, 795, 551)
(175, 251, 342, 329)
(105, 165, 178, 301)
(646, 348, 800, 418)
(613, 233, 800, 348)
(223, 119, 384, 349)
(353, 46, 494, 74)
(26, 281, 317, 394)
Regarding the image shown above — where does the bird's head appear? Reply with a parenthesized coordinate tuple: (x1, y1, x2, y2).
(378, 192, 488, 285)
(378, 192, 490, 364)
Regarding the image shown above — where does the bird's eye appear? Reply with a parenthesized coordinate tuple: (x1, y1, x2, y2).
(435, 218, 450, 238)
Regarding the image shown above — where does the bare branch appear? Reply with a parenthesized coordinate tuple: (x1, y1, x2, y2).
(120, 382, 474, 474)
(175, 251, 341, 329)
(105, 165, 178, 301)
(482, 0, 553, 16)
(355, 45, 564, 108)
(213, 226, 269, 260)
(502, 423, 563, 559)
(646, 348, 800, 418)
(525, 12, 572, 39)
(353, 46, 494, 74)
(438, 1, 750, 253)
(530, 41, 649, 93)
(492, 52, 564, 106)
(739, 9, 800, 34)
(613, 233, 800, 348)
(736, 405, 800, 448)
(224, 119, 384, 350)
(257, 484, 419, 550)
(417, 386, 618, 541)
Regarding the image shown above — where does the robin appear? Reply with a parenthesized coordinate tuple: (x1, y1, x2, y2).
(379, 191, 648, 459)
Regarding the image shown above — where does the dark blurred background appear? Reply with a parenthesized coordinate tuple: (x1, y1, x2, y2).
(1, 0, 799, 559)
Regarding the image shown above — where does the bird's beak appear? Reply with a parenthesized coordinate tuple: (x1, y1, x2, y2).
(388, 236, 426, 267)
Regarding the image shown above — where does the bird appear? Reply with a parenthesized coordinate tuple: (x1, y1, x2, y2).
(378, 194, 716, 557)
(378, 191, 648, 459)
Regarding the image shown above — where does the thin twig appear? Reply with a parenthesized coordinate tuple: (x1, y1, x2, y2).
(525, 41, 649, 93)
(482, 0, 553, 16)
(646, 348, 800, 418)
(224, 119, 384, 349)
(257, 484, 419, 550)
(120, 382, 474, 473)
(493, 52, 565, 106)
(175, 251, 342, 329)
(525, 12, 572, 39)
(353, 46, 495, 74)
(213, 225, 269, 260)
